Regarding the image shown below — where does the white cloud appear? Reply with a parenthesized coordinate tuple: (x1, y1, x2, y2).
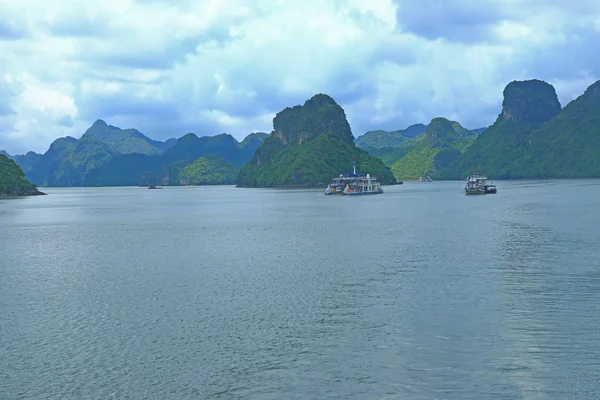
(0, 0, 599, 154)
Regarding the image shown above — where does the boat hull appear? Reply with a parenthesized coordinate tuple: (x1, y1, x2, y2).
(345, 190, 383, 195)
(325, 189, 383, 195)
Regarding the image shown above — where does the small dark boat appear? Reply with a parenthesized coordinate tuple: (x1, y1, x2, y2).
(465, 169, 498, 195)
(148, 185, 163, 189)
(484, 184, 497, 194)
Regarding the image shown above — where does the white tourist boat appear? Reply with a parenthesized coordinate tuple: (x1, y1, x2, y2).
(325, 159, 383, 195)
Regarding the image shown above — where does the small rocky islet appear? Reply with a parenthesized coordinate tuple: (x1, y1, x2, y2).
(0, 154, 45, 196)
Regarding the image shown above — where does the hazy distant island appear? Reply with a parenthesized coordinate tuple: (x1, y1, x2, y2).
(2, 120, 268, 188)
(2, 78, 600, 188)
(0, 154, 45, 196)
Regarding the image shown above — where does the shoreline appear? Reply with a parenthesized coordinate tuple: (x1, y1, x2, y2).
(0, 188, 46, 196)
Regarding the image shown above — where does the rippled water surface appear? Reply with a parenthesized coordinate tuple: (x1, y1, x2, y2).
(1, 181, 600, 399)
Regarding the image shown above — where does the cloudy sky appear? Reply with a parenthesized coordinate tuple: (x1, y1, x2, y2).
(1, 0, 599, 154)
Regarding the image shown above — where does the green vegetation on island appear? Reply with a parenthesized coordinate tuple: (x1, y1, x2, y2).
(516, 81, 600, 178)
(391, 118, 477, 179)
(355, 123, 427, 151)
(14, 121, 267, 187)
(162, 132, 266, 168)
(163, 155, 239, 185)
(237, 94, 395, 187)
(0, 151, 42, 175)
(86, 132, 266, 186)
(376, 78, 600, 181)
(355, 122, 484, 171)
(355, 124, 427, 167)
(137, 155, 239, 186)
(82, 119, 176, 155)
(0, 154, 45, 196)
(26, 137, 79, 186)
(435, 79, 586, 179)
(50, 137, 118, 186)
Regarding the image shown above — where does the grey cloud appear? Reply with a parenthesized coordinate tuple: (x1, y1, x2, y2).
(75, 92, 181, 121)
(394, 0, 511, 43)
(0, 81, 16, 116)
(83, 71, 168, 85)
(4, 0, 600, 154)
(57, 114, 74, 127)
(98, 112, 233, 143)
(0, 19, 28, 40)
(0, 104, 16, 116)
(82, 34, 209, 70)
(322, 70, 379, 107)
(367, 42, 419, 67)
(349, 95, 500, 137)
(0, 115, 19, 154)
(516, 27, 600, 82)
(205, 50, 381, 120)
(100, 52, 181, 71)
(43, 14, 111, 38)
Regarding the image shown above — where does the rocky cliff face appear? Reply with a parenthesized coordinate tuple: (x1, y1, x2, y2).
(425, 117, 474, 149)
(435, 79, 573, 179)
(28, 136, 78, 185)
(237, 93, 395, 187)
(501, 79, 561, 124)
(582, 80, 600, 99)
(272, 94, 354, 146)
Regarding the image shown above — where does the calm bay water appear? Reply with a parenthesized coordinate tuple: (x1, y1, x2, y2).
(1, 181, 600, 399)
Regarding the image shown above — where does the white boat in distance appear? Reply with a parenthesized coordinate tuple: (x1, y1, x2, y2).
(325, 158, 384, 195)
(465, 169, 497, 195)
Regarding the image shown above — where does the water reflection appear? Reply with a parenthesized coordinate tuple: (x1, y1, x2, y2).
(494, 198, 600, 397)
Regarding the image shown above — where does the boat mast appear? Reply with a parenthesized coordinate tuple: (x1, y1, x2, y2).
(353, 155, 356, 174)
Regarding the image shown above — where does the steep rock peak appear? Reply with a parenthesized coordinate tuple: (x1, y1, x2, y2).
(272, 93, 353, 146)
(179, 133, 199, 141)
(92, 119, 108, 127)
(303, 93, 338, 108)
(583, 80, 600, 98)
(426, 117, 464, 149)
(50, 136, 78, 148)
(501, 79, 561, 124)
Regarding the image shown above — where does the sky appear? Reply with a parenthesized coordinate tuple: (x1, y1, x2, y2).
(1, 0, 599, 154)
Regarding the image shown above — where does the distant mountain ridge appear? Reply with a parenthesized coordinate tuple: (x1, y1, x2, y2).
(355, 122, 484, 168)
(81, 119, 176, 155)
(391, 118, 477, 179)
(86, 131, 267, 186)
(355, 123, 428, 152)
(10, 121, 268, 187)
(0, 150, 42, 175)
